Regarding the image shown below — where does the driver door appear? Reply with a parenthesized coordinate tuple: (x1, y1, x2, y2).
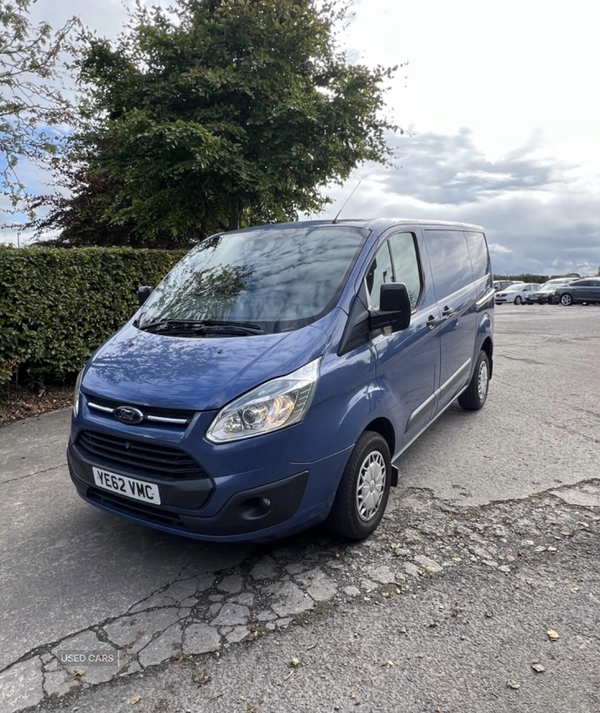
(366, 230, 441, 453)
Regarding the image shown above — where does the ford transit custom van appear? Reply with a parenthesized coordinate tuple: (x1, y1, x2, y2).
(68, 220, 494, 542)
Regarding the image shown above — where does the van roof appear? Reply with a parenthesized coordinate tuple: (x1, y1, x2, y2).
(228, 219, 485, 234)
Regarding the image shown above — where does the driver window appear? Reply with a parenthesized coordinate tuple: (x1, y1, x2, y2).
(388, 232, 422, 309)
(365, 243, 393, 310)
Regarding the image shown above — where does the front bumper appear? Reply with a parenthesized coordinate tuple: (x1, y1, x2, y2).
(526, 295, 553, 304)
(68, 441, 312, 541)
(67, 433, 352, 542)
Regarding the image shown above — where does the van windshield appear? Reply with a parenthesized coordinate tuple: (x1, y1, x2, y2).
(138, 225, 369, 334)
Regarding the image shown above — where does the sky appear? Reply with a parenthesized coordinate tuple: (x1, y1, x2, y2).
(2, 0, 600, 276)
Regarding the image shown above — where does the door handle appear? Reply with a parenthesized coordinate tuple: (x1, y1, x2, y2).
(426, 315, 438, 329)
(442, 306, 453, 319)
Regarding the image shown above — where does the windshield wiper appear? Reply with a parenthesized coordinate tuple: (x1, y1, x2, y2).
(139, 319, 267, 336)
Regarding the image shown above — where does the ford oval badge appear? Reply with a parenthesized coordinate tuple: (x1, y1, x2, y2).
(114, 406, 145, 425)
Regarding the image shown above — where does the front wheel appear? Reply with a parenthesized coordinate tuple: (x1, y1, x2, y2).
(458, 350, 490, 411)
(327, 431, 392, 540)
(514, 296, 522, 305)
(560, 293, 573, 306)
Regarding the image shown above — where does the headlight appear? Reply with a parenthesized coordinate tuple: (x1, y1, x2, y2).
(73, 369, 83, 417)
(206, 358, 320, 443)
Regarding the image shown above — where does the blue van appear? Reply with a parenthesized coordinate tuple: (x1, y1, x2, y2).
(68, 220, 494, 542)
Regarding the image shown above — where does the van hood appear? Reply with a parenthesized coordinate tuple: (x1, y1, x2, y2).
(81, 321, 331, 411)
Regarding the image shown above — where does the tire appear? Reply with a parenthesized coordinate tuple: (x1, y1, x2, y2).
(560, 293, 573, 306)
(458, 350, 490, 411)
(327, 431, 392, 540)
(514, 296, 522, 305)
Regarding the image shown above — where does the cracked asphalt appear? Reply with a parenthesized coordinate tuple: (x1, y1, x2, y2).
(1, 305, 599, 713)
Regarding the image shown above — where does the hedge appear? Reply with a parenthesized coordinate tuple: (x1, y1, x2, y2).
(0, 247, 187, 386)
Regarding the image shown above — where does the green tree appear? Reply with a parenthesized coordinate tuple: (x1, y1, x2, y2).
(45, 0, 398, 247)
(0, 0, 78, 207)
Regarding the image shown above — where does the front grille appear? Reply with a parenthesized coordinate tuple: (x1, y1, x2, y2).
(88, 487, 187, 530)
(85, 395, 195, 426)
(77, 430, 210, 481)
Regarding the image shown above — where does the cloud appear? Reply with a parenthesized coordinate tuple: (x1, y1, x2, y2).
(488, 243, 512, 255)
(363, 127, 575, 205)
(316, 129, 600, 277)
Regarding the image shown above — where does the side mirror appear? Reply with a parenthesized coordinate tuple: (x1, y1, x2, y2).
(138, 285, 154, 306)
(370, 283, 412, 333)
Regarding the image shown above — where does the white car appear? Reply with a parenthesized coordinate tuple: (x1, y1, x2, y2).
(495, 282, 541, 305)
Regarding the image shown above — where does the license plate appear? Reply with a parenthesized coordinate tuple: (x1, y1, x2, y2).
(92, 467, 161, 505)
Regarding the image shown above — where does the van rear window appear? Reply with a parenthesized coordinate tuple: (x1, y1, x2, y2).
(425, 230, 473, 297)
(464, 232, 490, 281)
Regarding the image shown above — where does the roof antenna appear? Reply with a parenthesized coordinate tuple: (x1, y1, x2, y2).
(332, 180, 362, 223)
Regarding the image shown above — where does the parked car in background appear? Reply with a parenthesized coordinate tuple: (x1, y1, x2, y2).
(554, 278, 600, 306)
(495, 282, 541, 305)
(525, 278, 577, 305)
(494, 280, 523, 291)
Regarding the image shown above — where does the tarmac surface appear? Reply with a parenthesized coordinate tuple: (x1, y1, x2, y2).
(1, 304, 599, 712)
